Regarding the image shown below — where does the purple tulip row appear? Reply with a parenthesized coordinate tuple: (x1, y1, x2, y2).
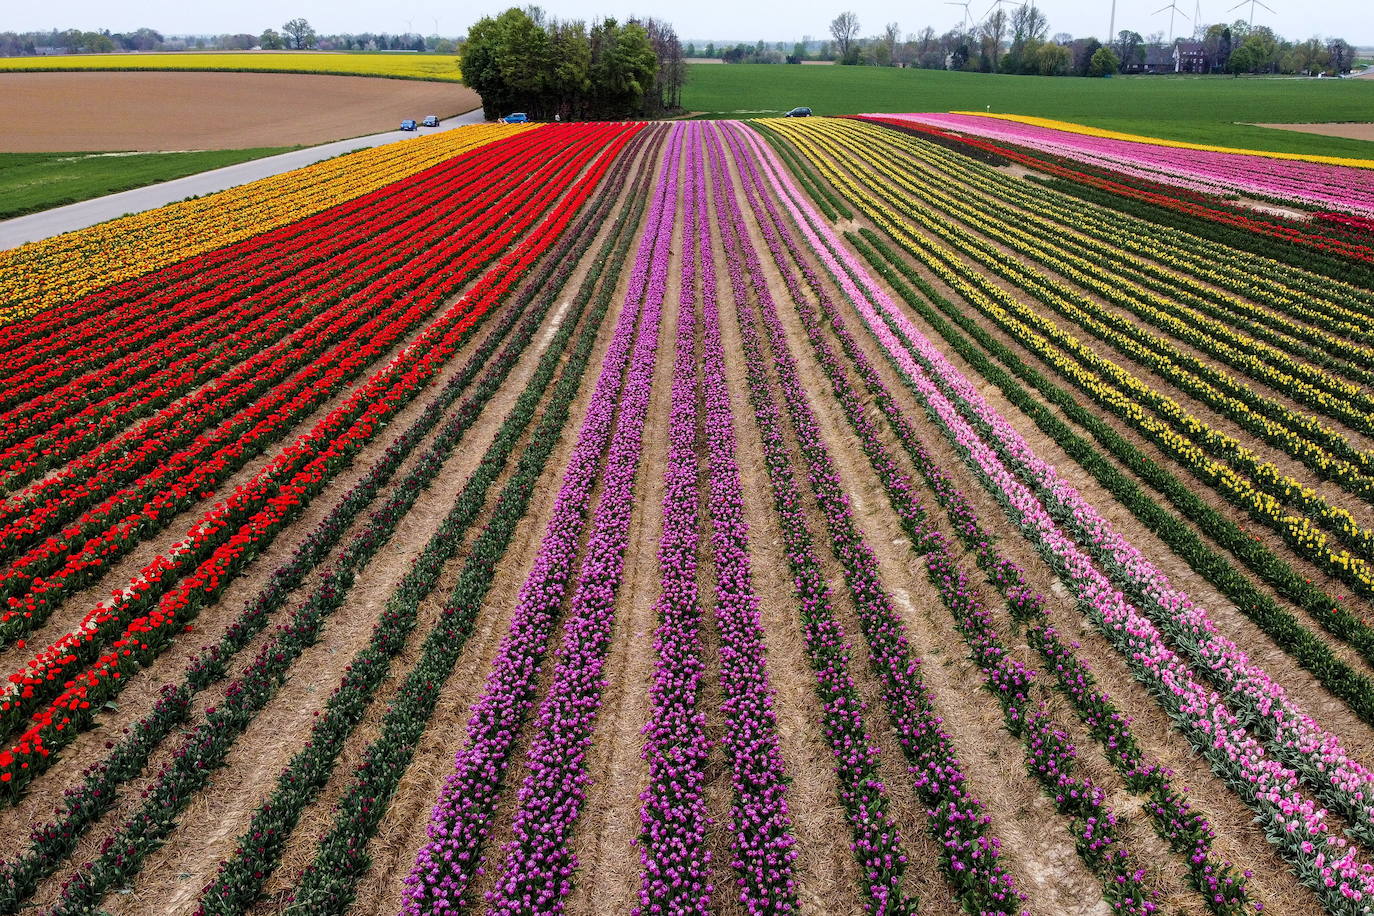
(742, 125, 1374, 911)
(399, 123, 682, 916)
(635, 121, 714, 916)
(728, 123, 1167, 915)
(480, 118, 677, 916)
(636, 123, 799, 916)
(892, 113, 1374, 218)
(710, 122, 1029, 916)
(703, 123, 915, 915)
(739, 121, 1253, 913)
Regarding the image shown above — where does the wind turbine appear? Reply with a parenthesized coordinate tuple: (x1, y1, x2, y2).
(1192, 0, 1204, 37)
(982, 0, 1024, 22)
(1228, 0, 1273, 27)
(946, 0, 976, 28)
(1154, 0, 1190, 43)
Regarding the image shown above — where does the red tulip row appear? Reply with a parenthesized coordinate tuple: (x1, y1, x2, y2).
(0, 132, 537, 476)
(0, 128, 519, 365)
(0, 131, 543, 498)
(0, 134, 603, 666)
(0, 132, 585, 636)
(0, 123, 634, 789)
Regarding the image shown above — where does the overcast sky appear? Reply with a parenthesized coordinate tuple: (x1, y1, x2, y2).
(7, 0, 1370, 48)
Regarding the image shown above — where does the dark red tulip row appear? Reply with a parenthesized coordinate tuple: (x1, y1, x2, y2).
(273, 128, 663, 916)
(482, 122, 675, 916)
(854, 116, 1374, 266)
(44, 124, 648, 916)
(0, 125, 648, 913)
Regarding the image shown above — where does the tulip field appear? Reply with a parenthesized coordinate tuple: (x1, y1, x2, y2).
(2, 113, 1374, 916)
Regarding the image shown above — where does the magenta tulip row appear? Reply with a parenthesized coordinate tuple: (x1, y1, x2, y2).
(635, 123, 799, 916)
(714, 122, 1028, 915)
(894, 113, 1374, 218)
(636, 121, 715, 916)
(705, 121, 915, 915)
(399, 125, 682, 916)
(747, 123, 1374, 911)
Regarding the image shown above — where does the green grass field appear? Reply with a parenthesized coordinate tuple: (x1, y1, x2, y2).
(0, 148, 295, 220)
(683, 64, 1374, 157)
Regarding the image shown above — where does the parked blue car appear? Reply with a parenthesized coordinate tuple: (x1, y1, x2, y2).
(500, 112, 529, 124)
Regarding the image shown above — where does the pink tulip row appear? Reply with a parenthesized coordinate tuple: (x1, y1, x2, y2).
(399, 124, 682, 916)
(731, 124, 1172, 915)
(890, 113, 1374, 218)
(747, 124, 1374, 911)
(740, 123, 1266, 913)
(636, 123, 799, 916)
(713, 122, 1027, 915)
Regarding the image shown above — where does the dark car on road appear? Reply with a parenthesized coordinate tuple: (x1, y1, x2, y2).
(422, 115, 440, 127)
(400, 119, 418, 131)
(784, 107, 812, 118)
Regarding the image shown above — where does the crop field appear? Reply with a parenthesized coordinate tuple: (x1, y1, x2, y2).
(0, 72, 480, 153)
(0, 50, 463, 82)
(2, 114, 1374, 916)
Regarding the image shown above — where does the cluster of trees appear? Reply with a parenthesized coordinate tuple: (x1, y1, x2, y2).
(690, 8, 1359, 78)
(460, 7, 685, 120)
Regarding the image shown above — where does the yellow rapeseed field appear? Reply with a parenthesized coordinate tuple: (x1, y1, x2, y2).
(0, 51, 462, 82)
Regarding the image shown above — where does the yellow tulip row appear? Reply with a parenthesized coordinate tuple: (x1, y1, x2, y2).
(815, 121, 1374, 503)
(870, 127, 1374, 367)
(0, 123, 529, 324)
(0, 51, 463, 82)
(954, 112, 1374, 171)
(765, 118, 1374, 596)
(849, 127, 1374, 434)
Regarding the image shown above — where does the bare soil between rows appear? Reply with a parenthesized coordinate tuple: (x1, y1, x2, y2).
(0, 71, 479, 152)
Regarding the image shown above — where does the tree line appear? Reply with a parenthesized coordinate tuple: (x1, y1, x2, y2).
(460, 7, 685, 121)
(687, 8, 1359, 77)
(0, 21, 459, 57)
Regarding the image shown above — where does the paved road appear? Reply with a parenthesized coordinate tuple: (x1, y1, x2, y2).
(0, 107, 488, 251)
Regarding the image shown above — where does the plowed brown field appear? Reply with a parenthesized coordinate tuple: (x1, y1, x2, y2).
(0, 71, 480, 151)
